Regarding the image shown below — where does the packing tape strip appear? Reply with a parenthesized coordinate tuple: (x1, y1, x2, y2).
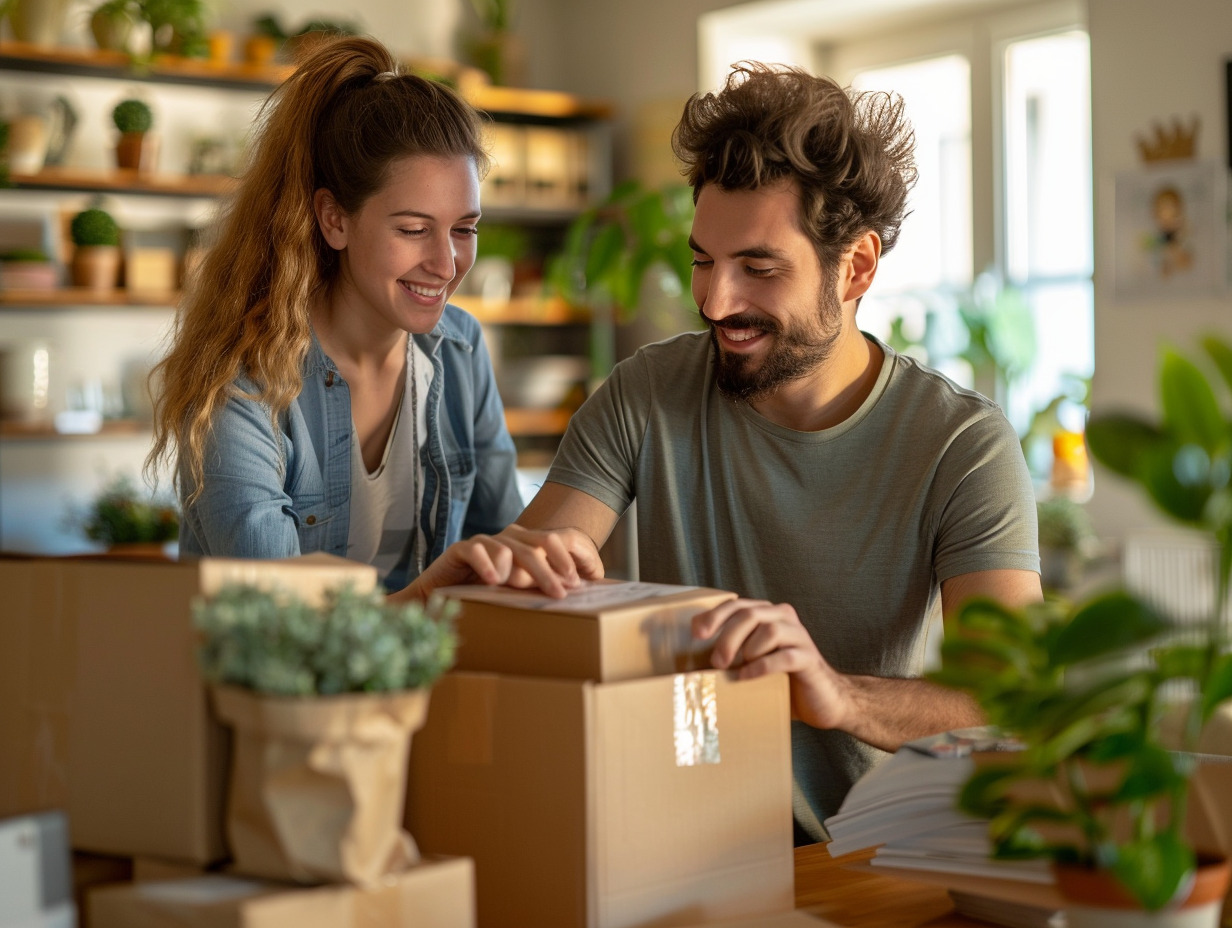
(673, 671, 721, 767)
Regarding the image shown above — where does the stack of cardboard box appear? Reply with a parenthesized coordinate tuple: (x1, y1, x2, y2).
(406, 581, 797, 927)
(0, 553, 475, 928)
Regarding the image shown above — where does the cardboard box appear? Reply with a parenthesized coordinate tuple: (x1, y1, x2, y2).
(88, 856, 475, 928)
(441, 580, 737, 682)
(405, 669, 794, 928)
(0, 552, 377, 864)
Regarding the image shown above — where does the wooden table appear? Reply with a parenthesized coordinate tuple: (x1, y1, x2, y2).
(794, 845, 993, 927)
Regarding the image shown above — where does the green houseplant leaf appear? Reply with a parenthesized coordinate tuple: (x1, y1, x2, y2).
(933, 335, 1232, 913)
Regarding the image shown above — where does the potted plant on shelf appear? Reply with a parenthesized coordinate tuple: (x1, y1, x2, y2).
(932, 335, 1232, 926)
(89, 0, 139, 52)
(0, 248, 58, 291)
(75, 474, 179, 553)
(195, 583, 457, 886)
(137, 0, 207, 56)
(112, 98, 156, 174)
(1036, 495, 1099, 592)
(69, 206, 122, 292)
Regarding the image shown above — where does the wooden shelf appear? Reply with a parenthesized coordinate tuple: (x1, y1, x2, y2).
(0, 418, 149, 439)
(504, 407, 574, 436)
(0, 288, 178, 308)
(0, 40, 292, 88)
(465, 85, 612, 122)
(453, 295, 589, 325)
(0, 43, 612, 120)
(10, 166, 234, 198)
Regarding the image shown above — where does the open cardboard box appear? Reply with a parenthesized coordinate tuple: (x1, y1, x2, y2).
(87, 855, 475, 928)
(439, 580, 736, 682)
(405, 669, 795, 928)
(0, 552, 376, 864)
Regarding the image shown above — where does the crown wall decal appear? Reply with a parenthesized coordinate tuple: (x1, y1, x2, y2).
(1136, 116, 1200, 163)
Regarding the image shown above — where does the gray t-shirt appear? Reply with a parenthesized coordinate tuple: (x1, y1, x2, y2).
(547, 331, 1039, 841)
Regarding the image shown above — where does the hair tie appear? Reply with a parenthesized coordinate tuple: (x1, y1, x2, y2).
(372, 70, 399, 83)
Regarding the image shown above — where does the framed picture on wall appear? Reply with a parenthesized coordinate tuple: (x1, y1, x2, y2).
(1113, 160, 1226, 300)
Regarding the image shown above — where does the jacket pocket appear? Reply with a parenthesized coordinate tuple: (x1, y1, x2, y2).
(443, 451, 476, 541)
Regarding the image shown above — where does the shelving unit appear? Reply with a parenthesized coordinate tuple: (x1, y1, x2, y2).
(0, 42, 611, 552)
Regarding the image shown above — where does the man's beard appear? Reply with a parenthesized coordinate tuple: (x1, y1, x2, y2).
(704, 287, 844, 401)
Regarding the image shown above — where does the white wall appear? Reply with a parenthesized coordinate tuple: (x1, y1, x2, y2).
(1085, 0, 1232, 545)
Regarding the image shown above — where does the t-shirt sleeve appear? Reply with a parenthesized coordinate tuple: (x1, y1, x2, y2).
(931, 409, 1040, 582)
(545, 353, 651, 516)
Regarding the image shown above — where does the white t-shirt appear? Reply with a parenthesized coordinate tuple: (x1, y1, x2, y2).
(347, 340, 434, 584)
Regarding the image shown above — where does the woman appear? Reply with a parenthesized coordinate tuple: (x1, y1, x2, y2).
(147, 36, 598, 600)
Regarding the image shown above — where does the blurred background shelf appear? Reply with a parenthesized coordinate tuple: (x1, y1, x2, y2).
(9, 166, 234, 198)
(0, 418, 148, 440)
(0, 289, 179, 308)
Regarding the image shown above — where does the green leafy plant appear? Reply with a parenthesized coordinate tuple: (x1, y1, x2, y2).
(79, 474, 179, 545)
(137, 0, 207, 54)
(70, 207, 120, 247)
(194, 585, 458, 696)
(112, 98, 153, 134)
(1037, 496, 1098, 555)
(470, 0, 511, 31)
(0, 248, 50, 262)
(545, 179, 696, 324)
(932, 335, 1232, 910)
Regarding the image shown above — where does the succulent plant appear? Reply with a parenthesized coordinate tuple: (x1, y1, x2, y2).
(194, 585, 458, 697)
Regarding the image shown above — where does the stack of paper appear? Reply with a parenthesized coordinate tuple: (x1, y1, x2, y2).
(823, 730, 1063, 928)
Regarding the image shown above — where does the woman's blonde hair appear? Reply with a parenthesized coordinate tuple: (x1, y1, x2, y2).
(146, 36, 489, 501)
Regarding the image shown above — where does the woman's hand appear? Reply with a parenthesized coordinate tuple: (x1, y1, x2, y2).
(391, 524, 605, 602)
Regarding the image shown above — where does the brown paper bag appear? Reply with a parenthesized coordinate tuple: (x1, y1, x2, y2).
(212, 685, 430, 887)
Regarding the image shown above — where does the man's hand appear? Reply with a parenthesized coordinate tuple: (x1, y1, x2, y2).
(693, 596, 986, 752)
(391, 524, 605, 603)
(692, 598, 853, 731)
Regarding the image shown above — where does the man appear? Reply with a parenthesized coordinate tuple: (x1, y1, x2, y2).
(516, 63, 1043, 843)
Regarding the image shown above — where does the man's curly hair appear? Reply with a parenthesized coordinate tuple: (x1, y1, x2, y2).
(672, 62, 917, 273)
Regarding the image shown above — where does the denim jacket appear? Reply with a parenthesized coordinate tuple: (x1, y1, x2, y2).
(178, 304, 525, 592)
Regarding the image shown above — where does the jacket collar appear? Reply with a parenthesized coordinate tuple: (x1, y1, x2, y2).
(304, 304, 471, 375)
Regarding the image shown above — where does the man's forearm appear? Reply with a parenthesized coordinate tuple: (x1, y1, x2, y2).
(830, 673, 985, 753)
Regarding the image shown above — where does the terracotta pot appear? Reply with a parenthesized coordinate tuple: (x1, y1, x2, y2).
(115, 132, 158, 174)
(71, 246, 121, 292)
(1055, 858, 1231, 928)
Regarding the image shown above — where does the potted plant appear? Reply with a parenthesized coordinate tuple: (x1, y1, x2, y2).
(75, 474, 179, 552)
(466, 0, 523, 86)
(195, 583, 458, 886)
(137, 0, 207, 56)
(69, 206, 121, 291)
(545, 179, 697, 373)
(1036, 495, 1099, 592)
(111, 98, 156, 174)
(89, 0, 138, 52)
(0, 248, 58, 290)
(932, 335, 1232, 926)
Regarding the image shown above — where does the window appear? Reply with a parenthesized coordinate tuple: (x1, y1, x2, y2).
(699, 2, 1094, 475)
